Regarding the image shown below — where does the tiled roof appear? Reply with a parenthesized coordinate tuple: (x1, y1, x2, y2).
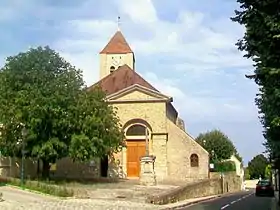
(88, 64, 158, 95)
(99, 31, 133, 54)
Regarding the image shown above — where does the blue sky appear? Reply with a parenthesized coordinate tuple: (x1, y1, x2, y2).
(0, 0, 265, 164)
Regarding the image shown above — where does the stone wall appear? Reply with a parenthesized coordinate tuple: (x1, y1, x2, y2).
(52, 158, 100, 179)
(0, 157, 102, 180)
(99, 52, 135, 80)
(210, 172, 243, 191)
(244, 179, 259, 189)
(112, 91, 168, 179)
(0, 157, 38, 179)
(147, 173, 242, 205)
(166, 119, 209, 181)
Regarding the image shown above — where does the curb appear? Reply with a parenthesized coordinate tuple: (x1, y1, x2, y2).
(162, 195, 220, 210)
(161, 191, 245, 210)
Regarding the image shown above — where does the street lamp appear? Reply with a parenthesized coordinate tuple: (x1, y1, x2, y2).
(20, 125, 27, 188)
(145, 127, 149, 156)
(209, 150, 215, 170)
(211, 150, 215, 161)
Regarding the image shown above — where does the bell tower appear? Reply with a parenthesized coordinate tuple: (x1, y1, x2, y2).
(99, 18, 135, 80)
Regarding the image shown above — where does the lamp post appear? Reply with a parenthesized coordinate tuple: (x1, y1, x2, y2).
(20, 126, 27, 188)
(203, 140, 206, 145)
(145, 127, 149, 156)
(211, 150, 215, 162)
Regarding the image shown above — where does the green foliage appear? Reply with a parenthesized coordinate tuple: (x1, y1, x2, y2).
(247, 154, 269, 179)
(213, 161, 236, 172)
(232, 0, 280, 158)
(196, 129, 238, 162)
(244, 167, 250, 180)
(0, 46, 84, 162)
(0, 46, 124, 177)
(265, 164, 272, 179)
(0, 177, 73, 197)
(68, 87, 125, 162)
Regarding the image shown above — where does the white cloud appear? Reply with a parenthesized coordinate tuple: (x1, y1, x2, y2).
(0, 0, 265, 161)
(144, 72, 257, 123)
(46, 0, 257, 124)
(52, 0, 252, 82)
(0, 0, 256, 124)
(116, 0, 158, 23)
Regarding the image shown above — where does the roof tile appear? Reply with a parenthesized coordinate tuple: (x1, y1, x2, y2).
(88, 64, 158, 95)
(100, 31, 133, 54)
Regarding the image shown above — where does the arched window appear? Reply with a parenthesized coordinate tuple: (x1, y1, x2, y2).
(110, 66, 115, 73)
(126, 124, 148, 136)
(190, 154, 199, 167)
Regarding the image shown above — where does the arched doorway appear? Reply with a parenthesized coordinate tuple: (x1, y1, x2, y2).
(125, 123, 151, 177)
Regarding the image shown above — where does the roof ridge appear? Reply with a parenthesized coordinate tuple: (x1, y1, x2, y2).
(132, 69, 158, 92)
(87, 64, 128, 90)
(87, 64, 159, 93)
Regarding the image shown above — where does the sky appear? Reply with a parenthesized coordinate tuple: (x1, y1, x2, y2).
(0, 0, 265, 164)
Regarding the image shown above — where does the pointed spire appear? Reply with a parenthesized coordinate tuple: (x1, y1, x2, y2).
(99, 30, 133, 54)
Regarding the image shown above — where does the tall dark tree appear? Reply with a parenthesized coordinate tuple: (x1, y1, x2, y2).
(196, 129, 238, 162)
(0, 46, 124, 178)
(247, 154, 268, 179)
(231, 0, 280, 159)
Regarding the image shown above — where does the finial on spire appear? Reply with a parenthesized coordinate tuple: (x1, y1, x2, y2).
(117, 16, 121, 31)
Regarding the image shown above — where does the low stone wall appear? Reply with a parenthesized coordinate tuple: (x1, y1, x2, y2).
(147, 172, 242, 205)
(244, 179, 259, 189)
(0, 156, 122, 180)
(0, 157, 38, 178)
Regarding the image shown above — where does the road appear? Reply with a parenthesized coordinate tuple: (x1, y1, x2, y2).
(180, 190, 278, 210)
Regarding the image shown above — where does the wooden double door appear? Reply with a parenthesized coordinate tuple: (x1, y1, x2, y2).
(126, 140, 146, 177)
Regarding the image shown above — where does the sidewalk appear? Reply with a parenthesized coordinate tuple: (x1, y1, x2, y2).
(273, 191, 280, 210)
(275, 191, 279, 205)
(160, 194, 222, 209)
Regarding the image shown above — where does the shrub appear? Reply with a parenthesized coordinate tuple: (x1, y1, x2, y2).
(214, 161, 236, 172)
(0, 177, 74, 197)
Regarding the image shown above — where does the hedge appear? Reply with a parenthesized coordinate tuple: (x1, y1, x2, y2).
(0, 176, 74, 197)
(213, 161, 236, 172)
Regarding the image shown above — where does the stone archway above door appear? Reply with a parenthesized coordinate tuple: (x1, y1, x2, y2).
(124, 120, 152, 178)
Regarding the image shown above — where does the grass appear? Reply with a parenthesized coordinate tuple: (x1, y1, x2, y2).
(0, 176, 74, 197)
(38, 177, 127, 189)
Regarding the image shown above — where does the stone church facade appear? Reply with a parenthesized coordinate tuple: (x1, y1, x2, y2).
(0, 30, 209, 183)
(88, 30, 210, 182)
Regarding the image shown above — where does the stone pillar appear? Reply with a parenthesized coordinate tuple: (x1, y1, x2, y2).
(139, 156, 156, 186)
(152, 134, 168, 181)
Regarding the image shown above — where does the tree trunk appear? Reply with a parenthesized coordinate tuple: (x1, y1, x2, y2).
(36, 160, 40, 178)
(42, 160, 50, 180)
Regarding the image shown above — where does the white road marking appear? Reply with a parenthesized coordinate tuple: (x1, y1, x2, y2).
(221, 204, 230, 209)
(220, 192, 254, 209)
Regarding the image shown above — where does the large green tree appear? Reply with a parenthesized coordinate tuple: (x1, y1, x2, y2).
(231, 0, 280, 159)
(196, 129, 238, 162)
(247, 154, 269, 179)
(0, 46, 124, 178)
(68, 87, 124, 162)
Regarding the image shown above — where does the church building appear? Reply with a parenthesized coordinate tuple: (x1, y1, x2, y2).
(88, 30, 210, 182)
(0, 29, 210, 183)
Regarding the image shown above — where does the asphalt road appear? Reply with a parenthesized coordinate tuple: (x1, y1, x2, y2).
(180, 190, 278, 210)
